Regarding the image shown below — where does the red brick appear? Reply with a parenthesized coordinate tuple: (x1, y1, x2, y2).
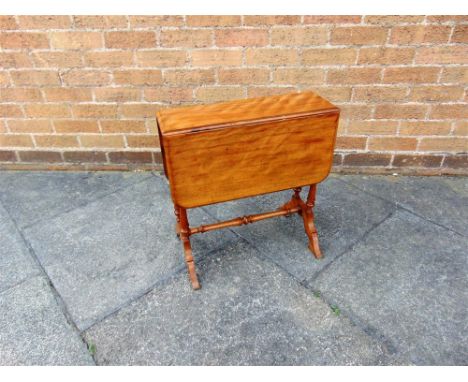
(119, 103, 162, 118)
(43, 88, 93, 102)
(63, 151, 107, 163)
(369, 137, 417, 151)
(353, 86, 408, 102)
(415, 46, 468, 64)
(160, 29, 212, 48)
(399, 121, 452, 136)
(94, 88, 141, 102)
(17, 16, 71, 29)
(274, 68, 325, 85)
(54, 120, 100, 133)
(271, 27, 328, 46)
(0, 52, 32, 68)
(347, 120, 398, 135)
(215, 29, 268, 47)
(0, 16, 18, 29)
(302, 48, 357, 65)
(61, 70, 112, 86)
(244, 16, 301, 25)
(114, 70, 163, 86)
(331, 27, 388, 45)
(100, 120, 146, 133)
(0, 150, 16, 162)
(390, 25, 451, 44)
(18, 151, 62, 162)
(336, 136, 367, 150)
(128, 16, 183, 28)
(358, 47, 415, 65)
(0, 88, 42, 102)
(430, 104, 468, 119)
(31, 51, 82, 68)
(440, 67, 468, 84)
(8, 120, 53, 133)
(10, 70, 61, 86)
(144, 87, 193, 103)
(136, 50, 188, 67)
(247, 87, 298, 98)
(0, 104, 24, 119)
(0, 32, 49, 49)
(72, 104, 118, 118)
(393, 154, 443, 168)
(304, 16, 361, 24)
(374, 104, 427, 119)
(80, 135, 124, 148)
(35, 135, 79, 148)
(191, 49, 243, 66)
(443, 155, 468, 169)
(24, 104, 71, 118)
(383, 67, 440, 84)
(84, 51, 134, 67)
(108, 151, 153, 164)
(246, 48, 299, 65)
(74, 16, 128, 29)
(195, 87, 245, 103)
(418, 138, 467, 152)
(0, 134, 33, 147)
(186, 16, 241, 27)
(219, 68, 270, 85)
(364, 16, 425, 24)
(343, 153, 392, 166)
(451, 25, 468, 43)
(409, 86, 465, 102)
(164, 69, 215, 85)
(50, 32, 102, 49)
(327, 68, 381, 85)
(126, 135, 159, 148)
(105, 31, 156, 49)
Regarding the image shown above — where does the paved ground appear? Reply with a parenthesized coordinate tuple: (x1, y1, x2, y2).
(0, 171, 466, 365)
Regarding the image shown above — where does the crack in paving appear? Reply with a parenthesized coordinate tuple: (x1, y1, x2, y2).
(335, 175, 465, 237)
(0, 197, 97, 366)
(18, 172, 153, 231)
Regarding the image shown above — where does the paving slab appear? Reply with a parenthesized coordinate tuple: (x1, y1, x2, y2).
(84, 240, 394, 365)
(311, 210, 468, 365)
(202, 176, 394, 281)
(23, 175, 238, 330)
(340, 175, 468, 236)
(0, 276, 93, 365)
(0, 204, 39, 292)
(0, 171, 151, 228)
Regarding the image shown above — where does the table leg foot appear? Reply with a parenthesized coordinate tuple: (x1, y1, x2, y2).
(177, 205, 201, 290)
(301, 184, 323, 259)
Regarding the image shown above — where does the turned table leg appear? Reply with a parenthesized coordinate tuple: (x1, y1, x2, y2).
(176, 205, 201, 290)
(301, 184, 322, 259)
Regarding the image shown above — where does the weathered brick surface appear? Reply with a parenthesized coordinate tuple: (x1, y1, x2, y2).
(0, 15, 466, 174)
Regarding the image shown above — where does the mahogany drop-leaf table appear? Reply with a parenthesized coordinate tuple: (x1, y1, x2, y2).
(156, 91, 340, 290)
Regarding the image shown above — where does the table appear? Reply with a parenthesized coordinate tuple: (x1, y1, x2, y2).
(156, 91, 340, 289)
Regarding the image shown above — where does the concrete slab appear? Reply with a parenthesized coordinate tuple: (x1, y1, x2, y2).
(0, 276, 93, 365)
(84, 240, 393, 365)
(0, 171, 151, 228)
(23, 175, 238, 330)
(341, 175, 468, 236)
(0, 204, 39, 292)
(202, 176, 394, 281)
(311, 210, 468, 365)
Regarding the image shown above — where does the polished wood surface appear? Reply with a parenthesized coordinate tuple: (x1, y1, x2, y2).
(156, 91, 339, 289)
(157, 91, 338, 135)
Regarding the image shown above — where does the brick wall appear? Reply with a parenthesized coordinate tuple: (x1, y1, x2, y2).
(0, 15, 467, 174)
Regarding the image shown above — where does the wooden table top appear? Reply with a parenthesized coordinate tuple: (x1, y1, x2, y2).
(157, 91, 338, 135)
